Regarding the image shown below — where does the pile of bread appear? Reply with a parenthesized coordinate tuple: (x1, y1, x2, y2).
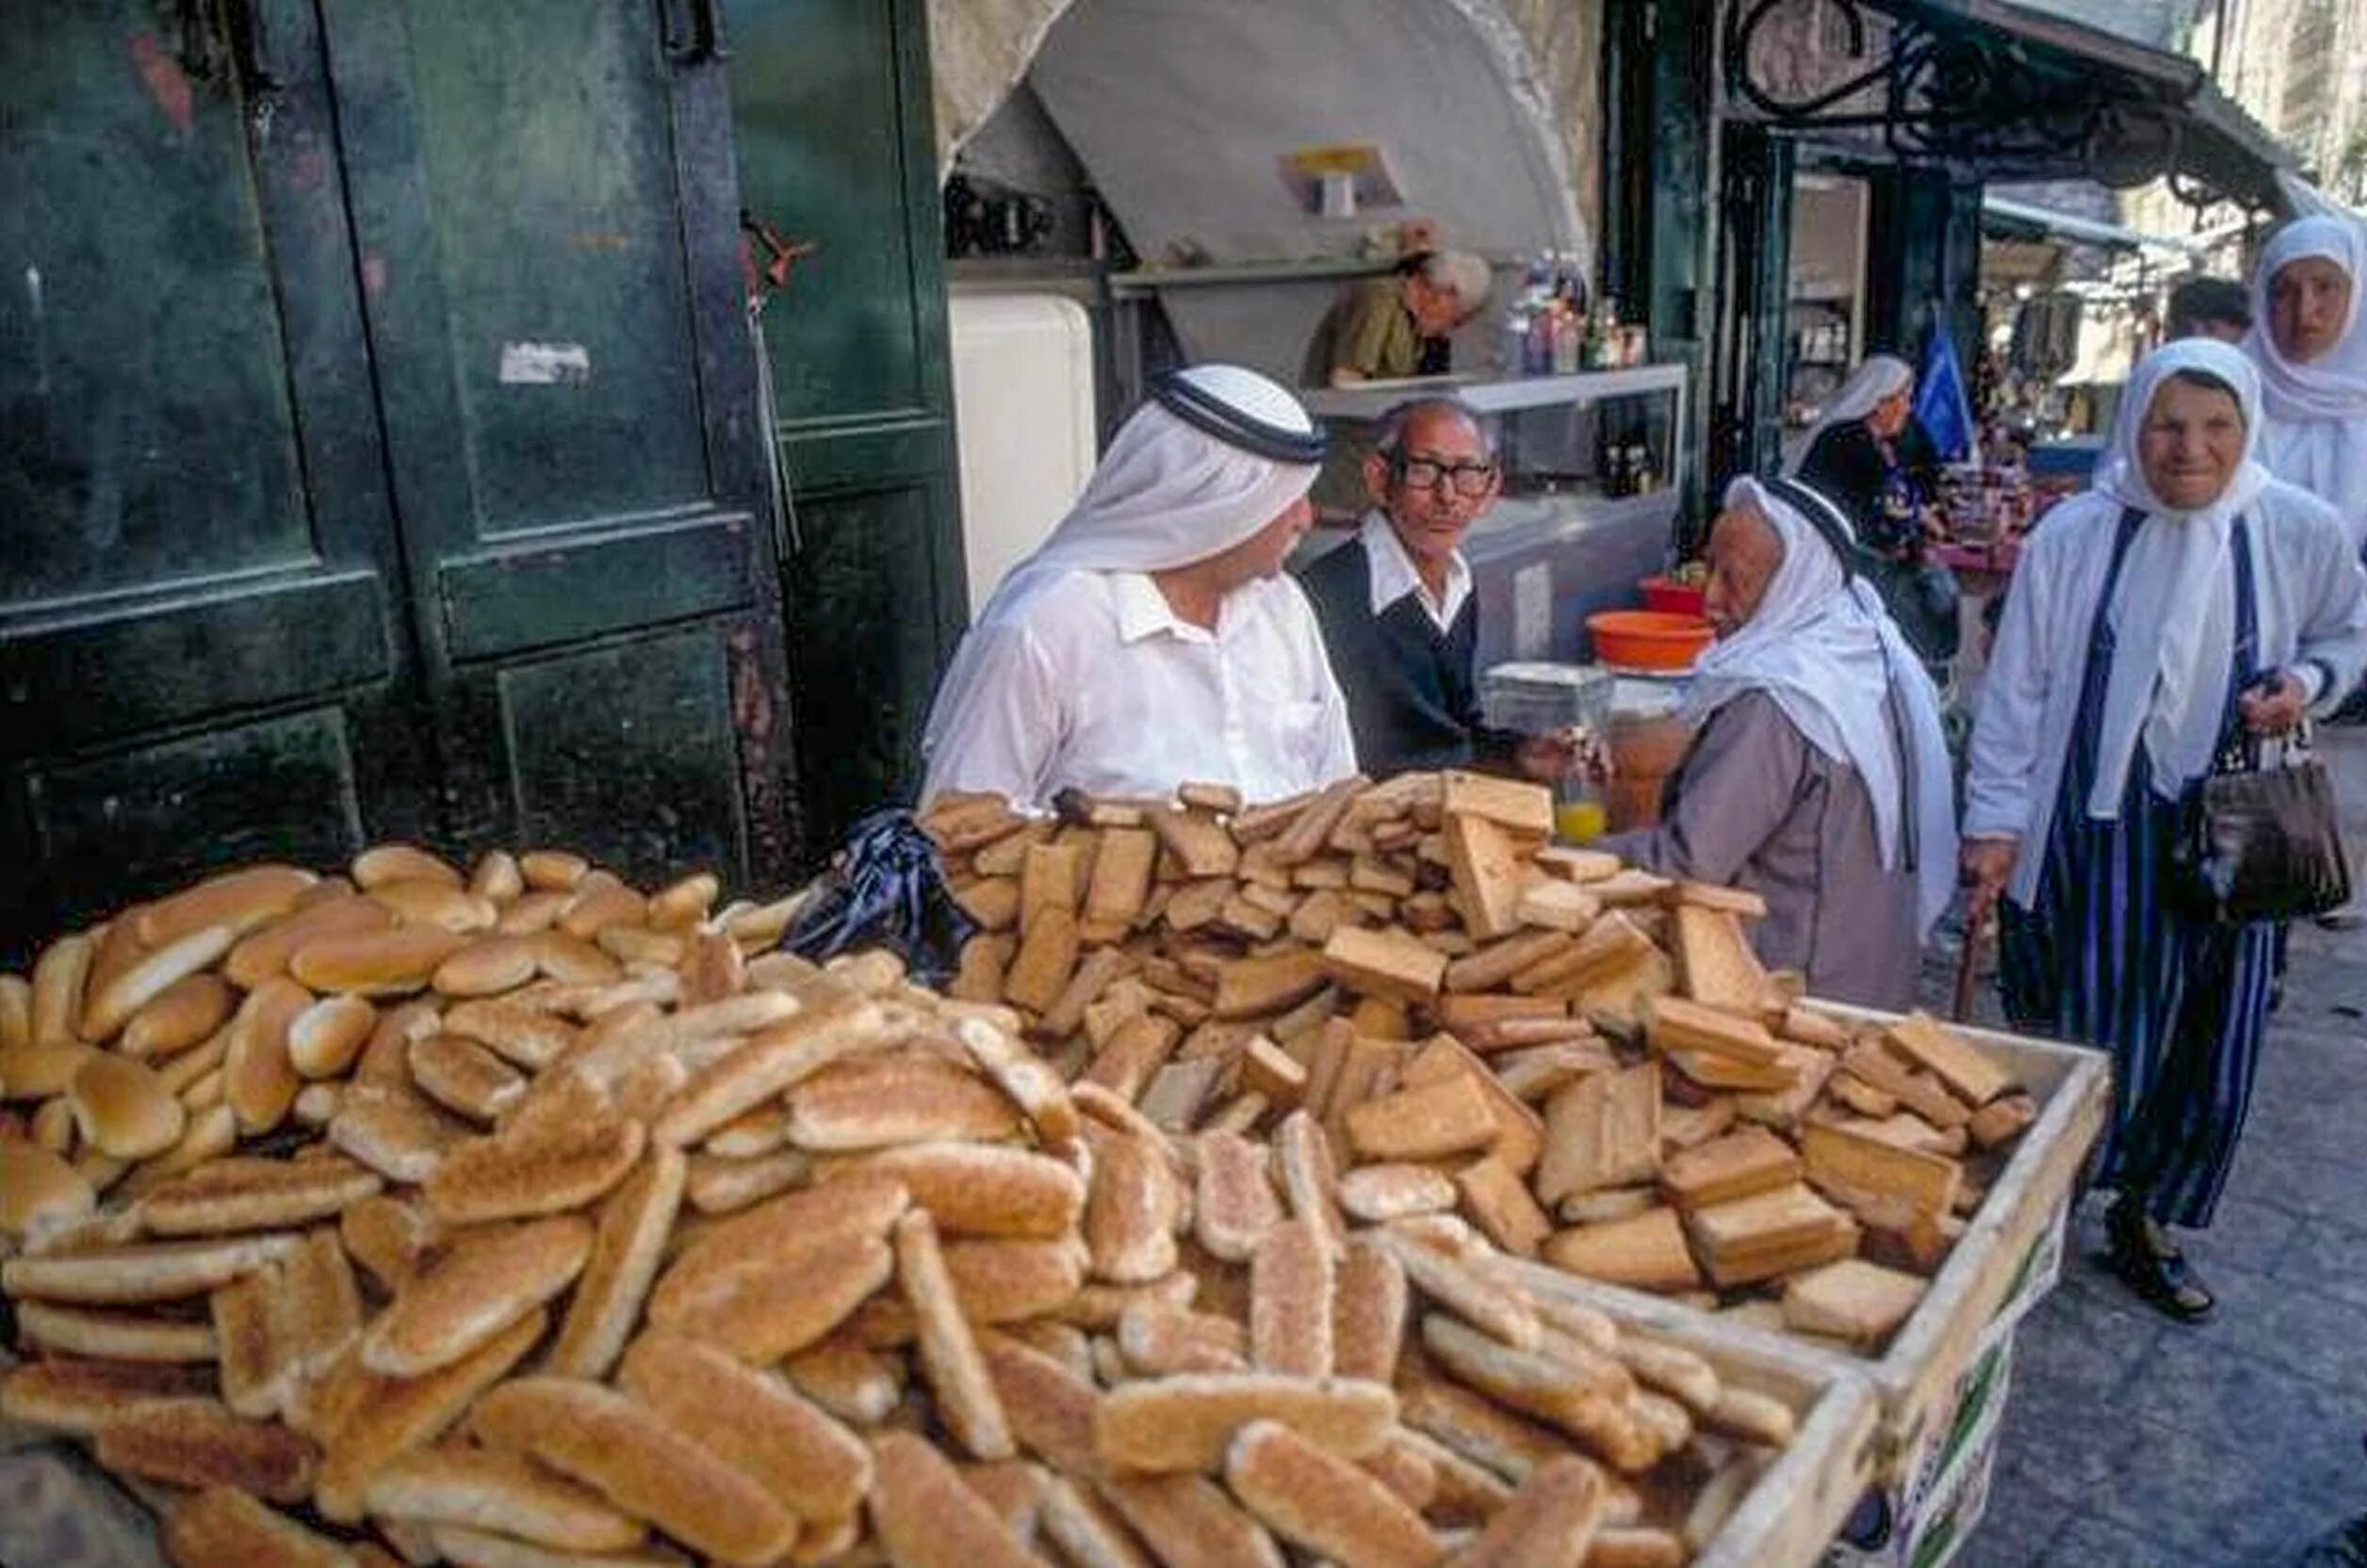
(930, 771, 2038, 1353)
(2, 843, 1806, 1568)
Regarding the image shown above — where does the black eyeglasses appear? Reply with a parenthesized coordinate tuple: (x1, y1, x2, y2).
(1395, 455, 1499, 497)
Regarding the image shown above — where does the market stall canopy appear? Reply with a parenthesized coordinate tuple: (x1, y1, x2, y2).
(1724, 0, 2298, 208)
(1979, 193, 2203, 254)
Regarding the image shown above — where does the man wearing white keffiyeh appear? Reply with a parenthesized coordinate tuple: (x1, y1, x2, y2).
(1962, 338, 2367, 1319)
(1594, 474, 1957, 1011)
(921, 365, 1359, 810)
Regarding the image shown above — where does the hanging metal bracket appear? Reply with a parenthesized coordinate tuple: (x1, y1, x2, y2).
(1721, 0, 2189, 188)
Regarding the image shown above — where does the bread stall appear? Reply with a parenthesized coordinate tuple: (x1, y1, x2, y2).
(0, 768, 2099, 1567)
(0, 825, 1869, 1568)
(919, 773, 2104, 1566)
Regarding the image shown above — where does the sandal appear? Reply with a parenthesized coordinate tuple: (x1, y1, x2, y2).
(2108, 1197, 2213, 1321)
(2108, 1194, 2183, 1261)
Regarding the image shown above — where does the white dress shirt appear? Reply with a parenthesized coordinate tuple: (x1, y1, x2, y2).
(921, 567, 1360, 809)
(1360, 512, 1474, 632)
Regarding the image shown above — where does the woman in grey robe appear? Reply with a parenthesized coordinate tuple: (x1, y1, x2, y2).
(1597, 477, 1958, 1010)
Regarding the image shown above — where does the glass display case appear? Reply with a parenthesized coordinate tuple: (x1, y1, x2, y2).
(1300, 364, 1689, 668)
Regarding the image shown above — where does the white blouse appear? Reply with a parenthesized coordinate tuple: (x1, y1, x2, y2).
(921, 568, 1360, 809)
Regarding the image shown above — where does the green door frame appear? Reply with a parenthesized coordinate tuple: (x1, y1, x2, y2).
(1601, 0, 1718, 530)
(728, 0, 970, 861)
(1712, 122, 1796, 491)
(1866, 166, 1985, 381)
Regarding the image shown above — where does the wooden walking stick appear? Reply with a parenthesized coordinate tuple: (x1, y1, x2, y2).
(1951, 912, 1986, 1023)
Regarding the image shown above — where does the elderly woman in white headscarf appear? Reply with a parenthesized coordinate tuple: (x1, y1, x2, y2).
(1962, 339, 2367, 1321)
(1594, 475, 1957, 1011)
(922, 365, 1359, 809)
(2245, 214, 2367, 560)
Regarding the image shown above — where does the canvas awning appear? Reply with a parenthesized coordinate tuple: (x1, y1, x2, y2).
(1979, 193, 2203, 253)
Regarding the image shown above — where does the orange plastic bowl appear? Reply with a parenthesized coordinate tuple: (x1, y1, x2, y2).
(1587, 610, 1715, 671)
(1640, 575, 1707, 616)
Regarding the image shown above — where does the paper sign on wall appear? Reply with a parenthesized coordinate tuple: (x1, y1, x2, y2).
(498, 341, 593, 385)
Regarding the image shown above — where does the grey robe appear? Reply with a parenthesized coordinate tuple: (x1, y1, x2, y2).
(1596, 690, 1923, 1010)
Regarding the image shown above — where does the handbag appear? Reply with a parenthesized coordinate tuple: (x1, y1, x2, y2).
(2175, 719, 2354, 925)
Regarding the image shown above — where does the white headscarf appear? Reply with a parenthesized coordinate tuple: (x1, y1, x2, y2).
(2244, 215, 2367, 547)
(1687, 476, 1959, 934)
(2086, 339, 2274, 816)
(922, 365, 1323, 759)
(1786, 354, 1914, 476)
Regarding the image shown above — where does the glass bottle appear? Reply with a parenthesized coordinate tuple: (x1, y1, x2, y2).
(1552, 307, 1582, 375)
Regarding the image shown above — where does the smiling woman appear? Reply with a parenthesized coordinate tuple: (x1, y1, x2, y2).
(1963, 337, 2367, 1321)
(2137, 370, 2249, 512)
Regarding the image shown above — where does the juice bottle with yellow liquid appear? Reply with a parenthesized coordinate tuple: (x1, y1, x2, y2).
(1554, 780, 1608, 842)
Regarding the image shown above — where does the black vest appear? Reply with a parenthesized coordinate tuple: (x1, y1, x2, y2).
(1297, 536, 1518, 779)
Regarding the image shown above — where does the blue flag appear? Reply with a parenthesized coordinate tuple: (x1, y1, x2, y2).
(1915, 323, 1976, 462)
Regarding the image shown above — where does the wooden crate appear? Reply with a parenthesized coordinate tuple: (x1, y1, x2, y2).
(1687, 1353, 1879, 1568)
(1510, 1008, 2109, 1485)
(1545, 1282, 1880, 1568)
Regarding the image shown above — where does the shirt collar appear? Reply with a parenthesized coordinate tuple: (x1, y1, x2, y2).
(1360, 512, 1472, 631)
(1110, 571, 1219, 645)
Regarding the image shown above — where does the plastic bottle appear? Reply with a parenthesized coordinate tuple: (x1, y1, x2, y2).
(1613, 298, 1633, 368)
(1552, 307, 1582, 376)
(1500, 307, 1529, 376)
(1526, 305, 1557, 377)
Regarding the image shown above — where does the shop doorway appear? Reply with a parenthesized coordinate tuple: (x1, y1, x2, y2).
(1781, 172, 1872, 470)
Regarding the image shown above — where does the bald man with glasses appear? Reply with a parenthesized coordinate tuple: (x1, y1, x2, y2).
(1298, 398, 1568, 779)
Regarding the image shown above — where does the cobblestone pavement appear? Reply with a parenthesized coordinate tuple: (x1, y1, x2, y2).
(1947, 725, 2367, 1568)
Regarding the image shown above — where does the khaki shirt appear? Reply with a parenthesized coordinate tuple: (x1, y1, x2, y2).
(1302, 276, 1420, 385)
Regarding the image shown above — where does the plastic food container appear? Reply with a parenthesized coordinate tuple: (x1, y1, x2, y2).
(1586, 611, 1715, 672)
(1640, 575, 1707, 617)
(1478, 662, 1613, 736)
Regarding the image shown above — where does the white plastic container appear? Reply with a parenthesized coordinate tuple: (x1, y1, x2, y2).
(947, 292, 1099, 621)
(1478, 661, 1612, 735)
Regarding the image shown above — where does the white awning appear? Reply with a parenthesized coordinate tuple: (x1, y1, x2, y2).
(1980, 194, 2204, 255)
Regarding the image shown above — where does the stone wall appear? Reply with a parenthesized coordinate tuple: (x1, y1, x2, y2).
(1479, 0, 1606, 252)
(929, 0, 1075, 162)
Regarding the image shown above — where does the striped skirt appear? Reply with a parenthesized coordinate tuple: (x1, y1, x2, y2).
(2000, 752, 2276, 1229)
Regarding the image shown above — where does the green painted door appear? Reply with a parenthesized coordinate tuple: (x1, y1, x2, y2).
(0, 0, 794, 958)
(1714, 124, 1795, 484)
(728, 0, 969, 855)
(321, 0, 796, 889)
(0, 0, 437, 956)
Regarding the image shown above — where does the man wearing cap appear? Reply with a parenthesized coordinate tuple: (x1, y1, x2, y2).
(921, 365, 1359, 808)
